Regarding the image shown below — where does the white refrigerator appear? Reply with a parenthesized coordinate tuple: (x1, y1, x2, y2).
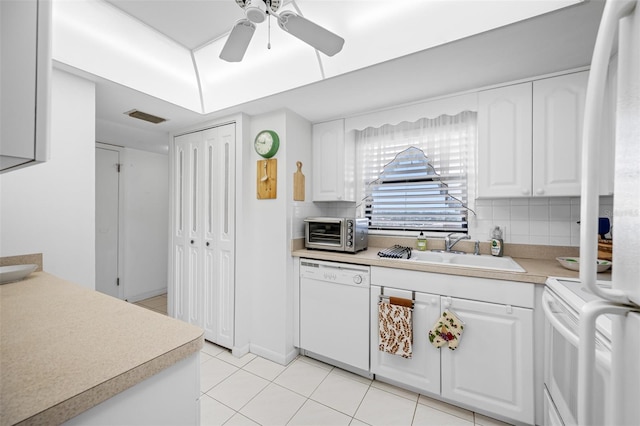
(578, 0, 640, 425)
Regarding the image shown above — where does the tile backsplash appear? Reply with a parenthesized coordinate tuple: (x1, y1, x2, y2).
(469, 196, 614, 246)
(291, 197, 614, 247)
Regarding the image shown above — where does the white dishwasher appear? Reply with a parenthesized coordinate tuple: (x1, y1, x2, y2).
(299, 259, 370, 372)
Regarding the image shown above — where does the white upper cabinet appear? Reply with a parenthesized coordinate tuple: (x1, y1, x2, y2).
(477, 71, 590, 198)
(477, 83, 533, 197)
(0, 0, 51, 173)
(532, 72, 588, 197)
(312, 119, 356, 202)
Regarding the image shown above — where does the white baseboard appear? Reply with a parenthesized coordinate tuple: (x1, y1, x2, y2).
(126, 287, 167, 303)
(232, 343, 250, 358)
(249, 344, 299, 366)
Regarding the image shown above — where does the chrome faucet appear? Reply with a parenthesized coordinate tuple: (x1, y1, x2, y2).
(445, 232, 470, 252)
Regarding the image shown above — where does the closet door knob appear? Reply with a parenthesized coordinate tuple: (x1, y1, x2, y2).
(190, 240, 194, 244)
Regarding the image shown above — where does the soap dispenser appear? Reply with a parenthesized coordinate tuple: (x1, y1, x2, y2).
(417, 231, 427, 251)
(490, 226, 504, 257)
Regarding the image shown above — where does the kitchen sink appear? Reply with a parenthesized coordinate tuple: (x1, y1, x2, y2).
(447, 254, 525, 272)
(406, 251, 525, 272)
(408, 251, 445, 263)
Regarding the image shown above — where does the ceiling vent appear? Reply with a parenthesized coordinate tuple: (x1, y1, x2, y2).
(125, 109, 167, 124)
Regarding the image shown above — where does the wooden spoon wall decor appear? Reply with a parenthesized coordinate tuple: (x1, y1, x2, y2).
(293, 161, 305, 201)
(257, 159, 277, 199)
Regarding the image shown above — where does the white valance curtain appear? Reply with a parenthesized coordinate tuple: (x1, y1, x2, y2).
(355, 111, 477, 232)
(345, 93, 477, 131)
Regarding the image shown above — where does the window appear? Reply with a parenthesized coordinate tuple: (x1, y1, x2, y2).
(355, 112, 476, 233)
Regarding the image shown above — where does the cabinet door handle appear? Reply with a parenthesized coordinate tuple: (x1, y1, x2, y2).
(522, 188, 530, 195)
(535, 188, 545, 195)
(206, 242, 210, 247)
(190, 240, 194, 244)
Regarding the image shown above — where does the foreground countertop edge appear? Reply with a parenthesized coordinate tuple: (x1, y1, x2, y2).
(20, 337, 203, 426)
(0, 253, 43, 272)
(1, 272, 204, 426)
(291, 247, 595, 284)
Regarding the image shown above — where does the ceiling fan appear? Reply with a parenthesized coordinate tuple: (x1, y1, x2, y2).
(219, 0, 345, 62)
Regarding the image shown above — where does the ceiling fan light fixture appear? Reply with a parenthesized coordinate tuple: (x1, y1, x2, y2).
(220, 19, 256, 62)
(245, 0, 267, 23)
(221, 2, 344, 62)
(277, 11, 345, 57)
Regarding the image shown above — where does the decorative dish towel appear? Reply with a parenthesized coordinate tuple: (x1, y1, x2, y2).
(378, 301, 413, 358)
(428, 310, 464, 350)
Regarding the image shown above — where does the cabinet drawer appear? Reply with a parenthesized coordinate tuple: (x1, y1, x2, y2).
(371, 267, 535, 308)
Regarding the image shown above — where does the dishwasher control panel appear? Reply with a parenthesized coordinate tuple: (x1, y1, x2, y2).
(300, 260, 370, 287)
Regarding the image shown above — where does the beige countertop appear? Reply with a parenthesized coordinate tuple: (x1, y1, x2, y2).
(0, 272, 203, 426)
(292, 247, 612, 284)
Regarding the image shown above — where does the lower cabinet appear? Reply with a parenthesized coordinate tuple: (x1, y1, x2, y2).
(370, 286, 441, 395)
(371, 277, 534, 425)
(440, 297, 534, 424)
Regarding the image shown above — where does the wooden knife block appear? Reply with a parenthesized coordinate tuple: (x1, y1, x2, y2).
(598, 239, 612, 261)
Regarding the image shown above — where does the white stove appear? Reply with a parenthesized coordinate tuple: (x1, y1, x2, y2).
(542, 277, 613, 426)
(545, 277, 613, 340)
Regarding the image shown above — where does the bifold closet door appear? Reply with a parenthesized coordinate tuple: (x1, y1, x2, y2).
(171, 132, 204, 326)
(202, 124, 236, 347)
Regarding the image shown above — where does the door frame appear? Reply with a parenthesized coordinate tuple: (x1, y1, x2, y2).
(96, 142, 126, 300)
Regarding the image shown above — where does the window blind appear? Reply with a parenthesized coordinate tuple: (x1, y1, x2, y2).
(355, 112, 476, 233)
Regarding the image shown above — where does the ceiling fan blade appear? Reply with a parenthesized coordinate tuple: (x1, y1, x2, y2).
(220, 19, 256, 62)
(277, 11, 344, 57)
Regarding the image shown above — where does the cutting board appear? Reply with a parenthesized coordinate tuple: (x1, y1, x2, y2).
(257, 159, 277, 199)
(293, 161, 305, 201)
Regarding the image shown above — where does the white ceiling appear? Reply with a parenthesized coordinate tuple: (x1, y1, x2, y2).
(61, 0, 605, 153)
(104, 0, 244, 50)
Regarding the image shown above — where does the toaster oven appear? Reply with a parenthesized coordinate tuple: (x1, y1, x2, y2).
(304, 217, 368, 253)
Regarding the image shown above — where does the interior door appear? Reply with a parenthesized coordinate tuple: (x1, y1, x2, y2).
(96, 147, 120, 298)
(203, 123, 235, 347)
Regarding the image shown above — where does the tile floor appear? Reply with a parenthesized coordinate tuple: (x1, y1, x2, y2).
(133, 293, 168, 315)
(135, 295, 512, 426)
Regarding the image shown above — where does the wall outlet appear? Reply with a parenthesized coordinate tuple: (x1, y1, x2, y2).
(489, 225, 507, 240)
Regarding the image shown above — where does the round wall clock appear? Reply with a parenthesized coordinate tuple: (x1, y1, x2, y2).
(254, 130, 280, 158)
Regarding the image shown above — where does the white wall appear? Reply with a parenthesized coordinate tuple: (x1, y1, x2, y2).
(243, 111, 289, 363)
(120, 148, 169, 301)
(284, 111, 313, 354)
(0, 69, 96, 287)
(240, 110, 311, 364)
